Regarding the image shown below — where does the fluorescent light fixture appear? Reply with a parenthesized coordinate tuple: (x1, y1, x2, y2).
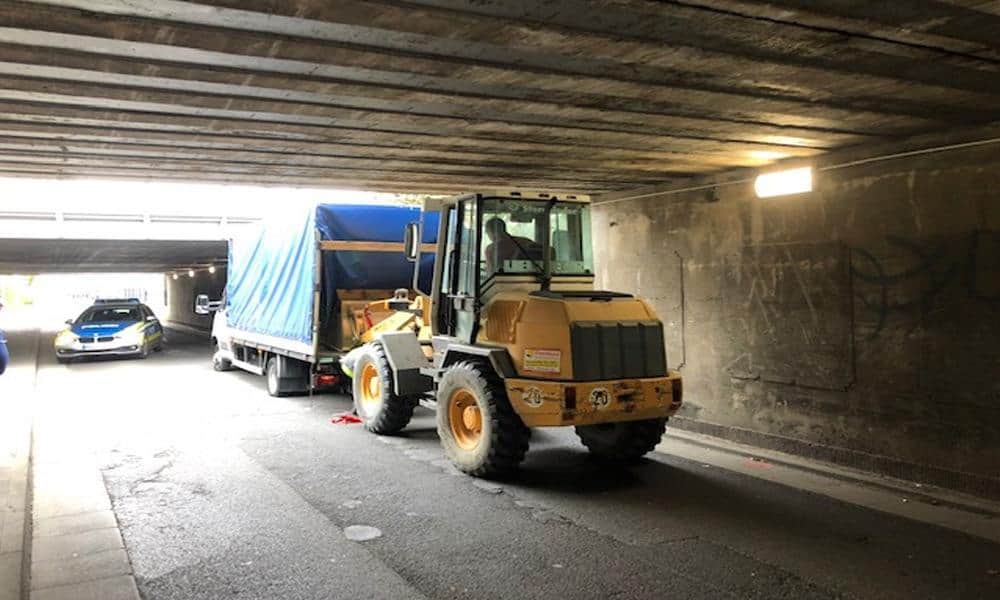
(171, 273, 178, 280)
(188, 269, 196, 278)
(754, 166, 813, 198)
(208, 265, 216, 274)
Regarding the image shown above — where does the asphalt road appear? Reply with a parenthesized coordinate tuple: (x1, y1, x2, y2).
(19, 328, 1000, 600)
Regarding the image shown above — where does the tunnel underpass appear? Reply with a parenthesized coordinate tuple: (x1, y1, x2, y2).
(0, 2, 999, 600)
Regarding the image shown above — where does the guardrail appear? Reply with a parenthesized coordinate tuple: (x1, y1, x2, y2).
(0, 211, 260, 240)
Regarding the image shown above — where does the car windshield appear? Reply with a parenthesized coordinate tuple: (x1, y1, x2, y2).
(78, 307, 141, 323)
(480, 198, 593, 283)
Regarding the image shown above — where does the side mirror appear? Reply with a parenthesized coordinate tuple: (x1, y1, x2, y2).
(146, 315, 157, 321)
(65, 319, 74, 326)
(194, 294, 212, 315)
(403, 222, 420, 263)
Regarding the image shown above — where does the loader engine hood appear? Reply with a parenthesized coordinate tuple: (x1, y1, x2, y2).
(480, 290, 668, 381)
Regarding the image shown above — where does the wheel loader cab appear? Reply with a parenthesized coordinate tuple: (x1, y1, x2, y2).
(352, 190, 683, 478)
(428, 191, 596, 344)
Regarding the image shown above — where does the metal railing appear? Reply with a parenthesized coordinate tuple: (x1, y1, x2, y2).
(0, 210, 260, 240)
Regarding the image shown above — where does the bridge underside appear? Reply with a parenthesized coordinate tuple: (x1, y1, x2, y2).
(0, 0, 997, 194)
(0, 238, 227, 273)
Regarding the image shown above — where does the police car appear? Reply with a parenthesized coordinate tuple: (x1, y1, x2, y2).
(54, 298, 165, 363)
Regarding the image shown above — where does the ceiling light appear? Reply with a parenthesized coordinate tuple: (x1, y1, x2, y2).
(171, 273, 178, 280)
(754, 166, 813, 198)
(208, 265, 216, 274)
(188, 269, 195, 278)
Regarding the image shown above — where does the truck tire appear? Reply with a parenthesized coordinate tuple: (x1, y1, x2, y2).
(352, 343, 414, 434)
(575, 418, 668, 462)
(212, 341, 233, 372)
(436, 361, 529, 477)
(266, 357, 288, 397)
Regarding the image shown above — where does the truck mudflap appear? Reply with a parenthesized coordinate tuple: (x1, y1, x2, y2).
(504, 371, 682, 427)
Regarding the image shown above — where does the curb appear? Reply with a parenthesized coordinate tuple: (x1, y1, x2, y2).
(663, 428, 1000, 518)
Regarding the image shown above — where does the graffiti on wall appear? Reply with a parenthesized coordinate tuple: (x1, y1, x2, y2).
(850, 230, 1000, 341)
(719, 231, 1000, 392)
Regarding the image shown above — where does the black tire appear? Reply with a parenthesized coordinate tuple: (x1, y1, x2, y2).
(436, 361, 530, 477)
(575, 418, 668, 462)
(213, 341, 233, 372)
(56, 356, 70, 365)
(266, 357, 290, 397)
(352, 344, 414, 434)
(138, 342, 150, 360)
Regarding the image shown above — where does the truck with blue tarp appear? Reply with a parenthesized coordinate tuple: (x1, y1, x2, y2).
(197, 203, 436, 396)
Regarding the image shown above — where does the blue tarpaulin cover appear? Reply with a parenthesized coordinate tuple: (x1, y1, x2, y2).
(226, 203, 437, 347)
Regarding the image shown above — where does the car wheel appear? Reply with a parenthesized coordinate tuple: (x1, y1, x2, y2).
(56, 356, 71, 365)
(266, 357, 287, 397)
(138, 342, 150, 359)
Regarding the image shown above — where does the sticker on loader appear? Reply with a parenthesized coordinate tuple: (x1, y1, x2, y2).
(589, 387, 611, 410)
(524, 386, 544, 407)
(524, 348, 561, 374)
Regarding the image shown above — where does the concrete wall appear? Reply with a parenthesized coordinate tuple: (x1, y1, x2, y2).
(593, 144, 1000, 494)
(164, 268, 226, 332)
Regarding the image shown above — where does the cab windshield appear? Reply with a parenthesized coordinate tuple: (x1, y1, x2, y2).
(480, 198, 593, 284)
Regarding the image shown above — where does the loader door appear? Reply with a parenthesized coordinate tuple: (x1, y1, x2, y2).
(437, 197, 480, 343)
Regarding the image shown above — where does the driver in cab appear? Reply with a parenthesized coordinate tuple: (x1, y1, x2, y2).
(484, 217, 546, 273)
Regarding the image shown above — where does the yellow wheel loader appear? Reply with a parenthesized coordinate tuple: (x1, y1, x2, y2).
(344, 191, 683, 477)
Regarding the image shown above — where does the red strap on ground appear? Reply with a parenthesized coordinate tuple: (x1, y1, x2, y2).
(330, 412, 362, 425)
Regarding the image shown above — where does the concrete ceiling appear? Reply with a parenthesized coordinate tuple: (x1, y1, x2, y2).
(0, 0, 998, 194)
(0, 238, 227, 273)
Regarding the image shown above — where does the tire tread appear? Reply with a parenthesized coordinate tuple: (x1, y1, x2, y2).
(575, 418, 667, 462)
(438, 360, 529, 477)
(357, 344, 414, 435)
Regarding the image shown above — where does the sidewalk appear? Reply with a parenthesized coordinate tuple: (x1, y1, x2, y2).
(26, 333, 139, 600)
(658, 429, 1000, 544)
(1, 329, 37, 600)
(2, 329, 140, 600)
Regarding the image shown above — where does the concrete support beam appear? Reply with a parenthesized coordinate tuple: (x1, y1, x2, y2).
(0, 0, 996, 190)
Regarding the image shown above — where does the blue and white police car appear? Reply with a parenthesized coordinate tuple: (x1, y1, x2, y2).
(54, 298, 165, 363)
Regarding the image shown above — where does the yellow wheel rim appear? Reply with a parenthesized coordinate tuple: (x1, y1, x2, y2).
(359, 362, 382, 415)
(448, 388, 482, 450)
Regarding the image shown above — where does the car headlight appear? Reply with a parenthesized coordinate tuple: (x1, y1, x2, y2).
(55, 330, 76, 346)
(116, 325, 145, 344)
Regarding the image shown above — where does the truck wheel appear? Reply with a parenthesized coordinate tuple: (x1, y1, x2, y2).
(266, 357, 288, 397)
(352, 344, 414, 434)
(212, 341, 233, 372)
(575, 418, 668, 462)
(436, 361, 529, 478)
